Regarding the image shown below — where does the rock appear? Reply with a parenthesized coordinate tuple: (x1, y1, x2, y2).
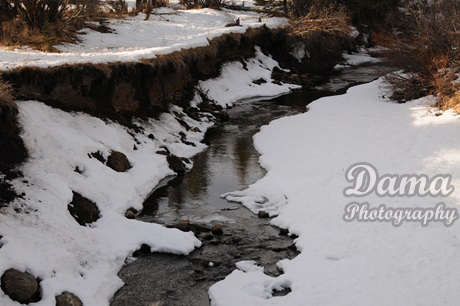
(258, 210, 270, 218)
(55, 291, 83, 306)
(174, 220, 190, 232)
(213, 110, 229, 122)
(279, 228, 289, 235)
(88, 151, 106, 163)
(252, 78, 267, 85)
(228, 250, 241, 258)
(232, 236, 242, 244)
(203, 234, 214, 240)
(190, 127, 201, 133)
(176, 118, 191, 130)
(209, 239, 220, 246)
(1, 269, 40, 304)
(68, 192, 100, 226)
(211, 223, 223, 235)
(189, 223, 211, 234)
(107, 151, 131, 172)
(148, 134, 155, 140)
(125, 208, 136, 219)
(167, 155, 185, 174)
(133, 244, 152, 257)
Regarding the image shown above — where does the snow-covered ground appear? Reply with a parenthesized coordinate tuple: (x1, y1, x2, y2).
(193, 47, 300, 108)
(0, 48, 297, 305)
(0, 8, 286, 70)
(209, 78, 460, 305)
(334, 48, 382, 69)
(0, 103, 207, 306)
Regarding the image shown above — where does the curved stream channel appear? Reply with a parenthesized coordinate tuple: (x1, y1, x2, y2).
(111, 63, 389, 306)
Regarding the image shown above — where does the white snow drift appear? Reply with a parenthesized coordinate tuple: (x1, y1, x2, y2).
(0, 47, 296, 305)
(211, 78, 460, 305)
(194, 47, 300, 108)
(0, 8, 286, 71)
(0, 102, 209, 306)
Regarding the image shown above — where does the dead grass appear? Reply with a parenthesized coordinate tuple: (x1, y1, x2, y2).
(0, 79, 18, 129)
(0, 13, 86, 51)
(376, 0, 460, 109)
(0, 78, 28, 174)
(288, 2, 351, 40)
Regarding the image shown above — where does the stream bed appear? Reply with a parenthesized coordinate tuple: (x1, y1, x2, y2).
(111, 63, 389, 306)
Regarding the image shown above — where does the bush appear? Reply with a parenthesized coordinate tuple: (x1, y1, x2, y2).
(288, 2, 351, 40)
(0, 0, 17, 22)
(0, 79, 14, 109)
(15, 0, 69, 29)
(0, 79, 28, 174)
(343, 0, 400, 29)
(377, 0, 460, 106)
(289, 0, 400, 27)
(0, 78, 20, 146)
(0, 0, 94, 50)
(179, 0, 223, 9)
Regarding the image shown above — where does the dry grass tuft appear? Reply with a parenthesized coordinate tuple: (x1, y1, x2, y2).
(0, 79, 18, 129)
(288, 2, 351, 40)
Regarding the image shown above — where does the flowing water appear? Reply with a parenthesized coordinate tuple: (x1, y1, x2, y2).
(111, 63, 389, 306)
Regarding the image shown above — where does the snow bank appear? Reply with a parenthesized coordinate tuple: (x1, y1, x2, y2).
(0, 102, 212, 306)
(0, 8, 286, 70)
(211, 78, 460, 305)
(0, 45, 297, 305)
(335, 48, 381, 69)
(194, 47, 300, 107)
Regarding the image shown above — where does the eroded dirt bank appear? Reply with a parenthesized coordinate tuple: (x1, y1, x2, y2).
(0, 25, 349, 177)
(1, 27, 347, 119)
(0, 25, 353, 305)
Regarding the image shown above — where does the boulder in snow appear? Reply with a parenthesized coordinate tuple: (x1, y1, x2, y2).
(1, 269, 40, 304)
(167, 154, 185, 174)
(107, 151, 131, 172)
(55, 291, 83, 306)
(68, 192, 100, 226)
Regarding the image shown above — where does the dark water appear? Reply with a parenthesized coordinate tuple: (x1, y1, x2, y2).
(111, 63, 388, 306)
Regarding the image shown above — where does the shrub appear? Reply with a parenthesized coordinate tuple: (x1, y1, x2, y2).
(0, 0, 93, 50)
(377, 0, 460, 107)
(14, 0, 69, 29)
(179, 0, 223, 9)
(288, 2, 351, 40)
(289, 0, 400, 27)
(343, 0, 400, 29)
(0, 0, 17, 22)
(0, 79, 14, 110)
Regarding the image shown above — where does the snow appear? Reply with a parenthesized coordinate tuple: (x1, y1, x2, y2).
(0, 8, 286, 71)
(0, 102, 212, 306)
(0, 45, 296, 305)
(235, 260, 264, 273)
(194, 46, 301, 107)
(335, 48, 381, 69)
(210, 78, 460, 305)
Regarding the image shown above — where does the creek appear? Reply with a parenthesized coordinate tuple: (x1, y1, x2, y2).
(111, 62, 389, 306)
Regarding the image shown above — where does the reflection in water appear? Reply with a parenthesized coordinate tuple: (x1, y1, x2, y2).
(234, 134, 253, 185)
(138, 63, 391, 227)
(112, 63, 392, 306)
(186, 145, 211, 198)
